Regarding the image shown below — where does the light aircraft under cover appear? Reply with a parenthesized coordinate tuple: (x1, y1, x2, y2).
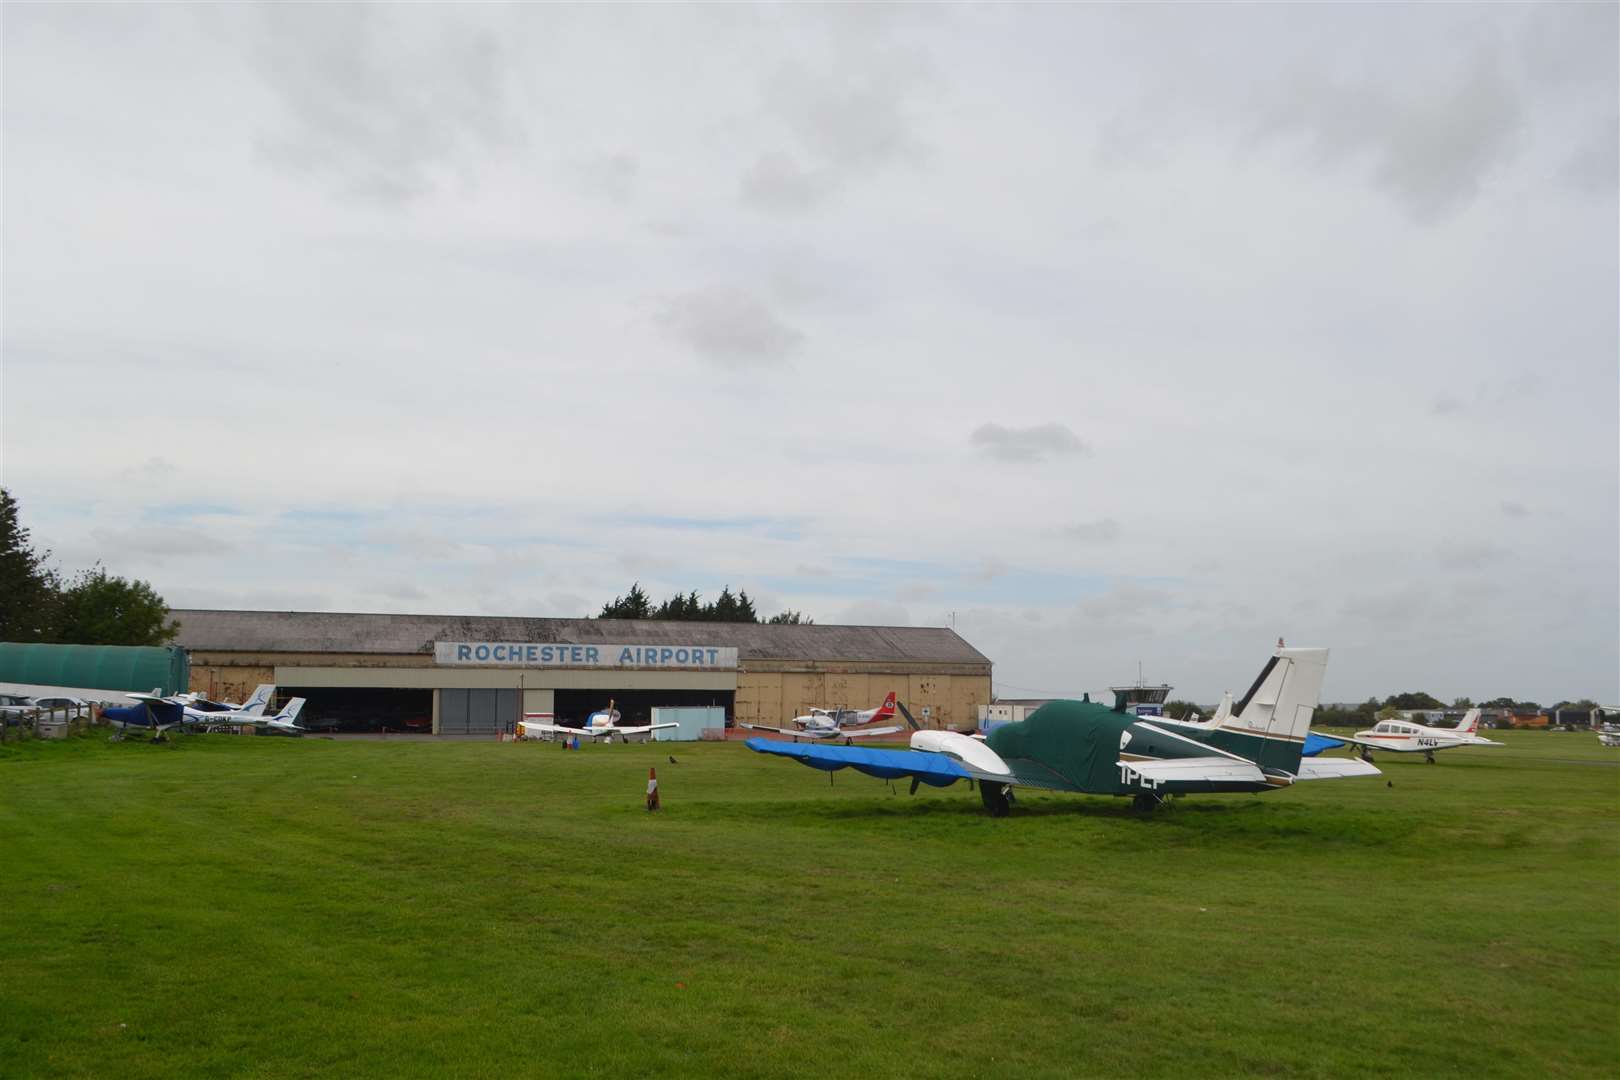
(1314, 708, 1500, 763)
(518, 700, 678, 743)
(740, 691, 904, 743)
(103, 687, 306, 739)
(747, 645, 1380, 814)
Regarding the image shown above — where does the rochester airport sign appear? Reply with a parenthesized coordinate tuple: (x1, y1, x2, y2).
(434, 641, 738, 670)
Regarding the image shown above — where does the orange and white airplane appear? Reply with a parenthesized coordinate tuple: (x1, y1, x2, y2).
(1328, 708, 1500, 763)
(742, 691, 904, 743)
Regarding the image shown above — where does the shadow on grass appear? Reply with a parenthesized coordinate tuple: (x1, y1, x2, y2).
(678, 791, 1426, 849)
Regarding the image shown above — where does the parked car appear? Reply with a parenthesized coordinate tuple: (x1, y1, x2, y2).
(31, 696, 90, 719)
(0, 694, 41, 725)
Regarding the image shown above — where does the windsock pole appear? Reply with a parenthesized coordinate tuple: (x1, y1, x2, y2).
(646, 767, 661, 812)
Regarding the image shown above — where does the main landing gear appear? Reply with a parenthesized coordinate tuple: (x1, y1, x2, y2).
(1131, 792, 1165, 814)
(980, 781, 1012, 818)
(1424, 750, 1436, 764)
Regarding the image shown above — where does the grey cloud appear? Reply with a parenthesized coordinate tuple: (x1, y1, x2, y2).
(834, 600, 912, 627)
(764, 63, 925, 172)
(1342, 584, 1432, 626)
(89, 527, 235, 562)
(971, 423, 1090, 463)
(117, 457, 179, 484)
(895, 582, 939, 603)
(1430, 395, 1464, 416)
(249, 5, 513, 200)
(1060, 518, 1122, 544)
(574, 152, 640, 204)
(656, 288, 804, 368)
(739, 152, 835, 213)
(1255, 51, 1522, 221)
(1436, 541, 1509, 571)
(1500, 500, 1530, 519)
(1078, 584, 1174, 621)
(1562, 113, 1619, 196)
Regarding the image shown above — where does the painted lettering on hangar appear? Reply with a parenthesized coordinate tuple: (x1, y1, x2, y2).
(433, 641, 738, 669)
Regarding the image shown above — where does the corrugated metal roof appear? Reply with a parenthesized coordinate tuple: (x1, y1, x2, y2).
(171, 609, 992, 666)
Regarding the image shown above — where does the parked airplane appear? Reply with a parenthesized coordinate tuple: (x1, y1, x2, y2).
(742, 691, 904, 743)
(517, 700, 678, 743)
(748, 645, 1380, 814)
(176, 684, 275, 717)
(1326, 708, 1500, 763)
(103, 691, 306, 739)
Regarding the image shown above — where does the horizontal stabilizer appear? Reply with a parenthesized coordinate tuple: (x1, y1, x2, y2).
(1117, 756, 1268, 786)
(844, 724, 903, 738)
(1296, 757, 1381, 780)
(745, 737, 970, 787)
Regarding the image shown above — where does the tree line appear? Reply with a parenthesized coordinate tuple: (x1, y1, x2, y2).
(1164, 692, 1603, 724)
(597, 582, 811, 625)
(0, 489, 178, 647)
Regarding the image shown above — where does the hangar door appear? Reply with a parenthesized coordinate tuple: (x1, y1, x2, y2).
(439, 688, 518, 736)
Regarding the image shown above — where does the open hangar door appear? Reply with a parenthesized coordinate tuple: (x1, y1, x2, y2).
(278, 687, 433, 734)
(554, 687, 734, 727)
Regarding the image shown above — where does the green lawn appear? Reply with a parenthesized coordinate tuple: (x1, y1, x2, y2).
(2, 730, 1616, 1078)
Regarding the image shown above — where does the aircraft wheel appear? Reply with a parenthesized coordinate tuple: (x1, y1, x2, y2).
(979, 782, 1011, 818)
(1132, 792, 1162, 814)
(1425, 751, 1435, 764)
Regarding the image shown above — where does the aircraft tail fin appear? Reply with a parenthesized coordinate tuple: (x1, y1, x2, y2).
(1454, 708, 1481, 735)
(1222, 646, 1330, 772)
(242, 684, 274, 716)
(278, 698, 306, 724)
(874, 692, 897, 719)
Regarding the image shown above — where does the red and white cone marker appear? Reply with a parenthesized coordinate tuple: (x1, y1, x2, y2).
(646, 767, 661, 812)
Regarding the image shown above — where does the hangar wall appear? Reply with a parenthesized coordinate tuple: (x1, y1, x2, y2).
(190, 655, 988, 730)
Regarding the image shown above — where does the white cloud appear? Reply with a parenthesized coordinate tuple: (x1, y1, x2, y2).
(970, 423, 1090, 464)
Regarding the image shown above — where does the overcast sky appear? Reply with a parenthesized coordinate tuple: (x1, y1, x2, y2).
(3, 3, 1616, 705)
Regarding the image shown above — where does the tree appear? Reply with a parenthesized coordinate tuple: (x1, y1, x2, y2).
(599, 583, 653, 620)
(1453, 697, 1474, 709)
(54, 565, 178, 646)
(1383, 691, 1445, 711)
(1164, 700, 1205, 720)
(767, 610, 812, 625)
(0, 488, 60, 642)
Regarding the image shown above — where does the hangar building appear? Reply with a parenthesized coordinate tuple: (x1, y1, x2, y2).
(172, 609, 993, 736)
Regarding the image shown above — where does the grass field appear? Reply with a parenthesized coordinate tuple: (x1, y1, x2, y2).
(2, 729, 1616, 1078)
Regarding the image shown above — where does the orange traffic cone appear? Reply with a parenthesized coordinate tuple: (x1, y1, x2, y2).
(646, 767, 661, 812)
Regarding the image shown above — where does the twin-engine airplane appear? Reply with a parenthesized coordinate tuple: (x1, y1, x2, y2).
(518, 700, 678, 743)
(103, 685, 307, 738)
(741, 691, 904, 743)
(1315, 708, 1500, 763)
(748, 645, 1381, 815)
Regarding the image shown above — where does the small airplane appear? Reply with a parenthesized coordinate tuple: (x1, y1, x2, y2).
(1319, 708, 1501, 763)
(748, 644, 1381, 815)
(517, 700, 678, 744)
(742, 691, 904, 743)
(103, 688, 306, 739)
(176, 684, 275, 716)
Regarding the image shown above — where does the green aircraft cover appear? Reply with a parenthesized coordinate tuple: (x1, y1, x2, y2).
(986, 699, 1135, 793)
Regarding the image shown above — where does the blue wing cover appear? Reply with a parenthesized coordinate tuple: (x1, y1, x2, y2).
(1302, 732, 1344, 757)
(745, 737, 970, 787)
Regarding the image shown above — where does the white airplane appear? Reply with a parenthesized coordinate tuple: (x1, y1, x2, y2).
(517, 700, 678, 743)
(104, 690, 306, 737)
(176, 684, 275, 717)
(742, 691, 905, 743)
(1326, 708, 1501, 763)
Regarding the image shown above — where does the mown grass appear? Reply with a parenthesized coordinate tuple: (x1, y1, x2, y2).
(2, 730, 1615, 1078)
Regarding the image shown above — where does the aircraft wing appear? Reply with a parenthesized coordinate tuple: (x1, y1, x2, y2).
(608, 722, 681, 736)
(1296, 757, 1382, 780)
(1117, 756, 1268, 787)
(1311, 732, 1386, 751)
(841, 724, 904, 739)
(746, 737, 976, 787)
(126, 691, 179, 705)
(739, 723, 818, 738)
(519, 722, 592, 738)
